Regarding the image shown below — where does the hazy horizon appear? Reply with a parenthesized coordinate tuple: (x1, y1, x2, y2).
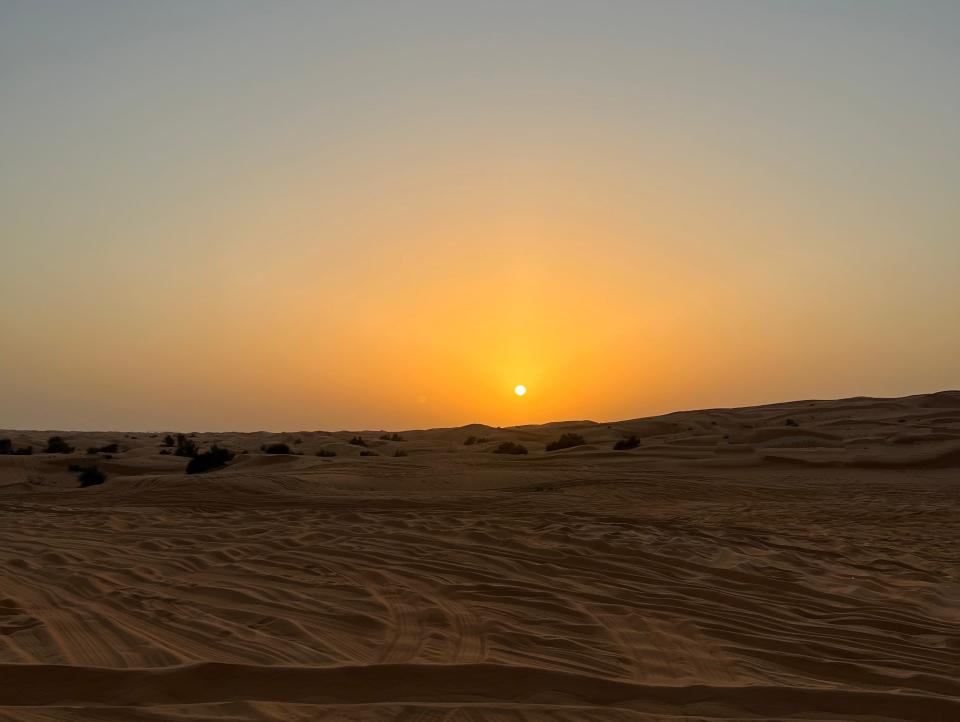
(4, 387, 958, 436)
(3, 1, 958, 431)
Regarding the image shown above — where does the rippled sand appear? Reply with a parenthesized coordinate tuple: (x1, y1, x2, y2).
(1, 392, 958, 720)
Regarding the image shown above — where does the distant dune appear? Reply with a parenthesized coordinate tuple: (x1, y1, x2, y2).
(1, 392, 958, 720)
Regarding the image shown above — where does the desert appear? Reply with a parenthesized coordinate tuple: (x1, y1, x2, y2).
(4, 6, 960, 718)
(1, 392, 958, 721)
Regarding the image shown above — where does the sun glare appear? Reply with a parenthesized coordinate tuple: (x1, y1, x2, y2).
(514, 384, 527, 397)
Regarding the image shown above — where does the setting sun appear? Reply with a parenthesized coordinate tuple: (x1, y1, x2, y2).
(514, 385, 527, 397)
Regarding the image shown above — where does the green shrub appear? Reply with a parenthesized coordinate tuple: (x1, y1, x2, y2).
(186, 445, 235, 474)
(613, 435, 641, 450)
(545, 433, 585, 452)
(349, 436, 367, 447)
(261, 443, 292, 454)
(78, 467, 106, 488)
(161, 434, 175, 447)
(174, 433, 198, 458)
(493, 442, 528, 455)
(45, 436, 74, 454)
(0, 439, 39, 455)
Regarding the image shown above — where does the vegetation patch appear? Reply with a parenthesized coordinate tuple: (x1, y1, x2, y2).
(45, 436, 74, 454)
(174, 434, 198, 457)
(493, 441, 528, 455)
(545, 433, 586, 452)
(186, 446, 235, 474)
(77, 467, 106, 488)
(613, 435, 641, 450)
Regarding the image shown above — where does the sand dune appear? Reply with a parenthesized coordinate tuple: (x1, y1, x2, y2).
(1, 392, 958, 720)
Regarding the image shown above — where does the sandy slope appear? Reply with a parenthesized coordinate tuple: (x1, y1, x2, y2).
(0, 392, 958, 721)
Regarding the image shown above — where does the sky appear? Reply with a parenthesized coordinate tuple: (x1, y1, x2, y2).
(1, 0, 958, 431)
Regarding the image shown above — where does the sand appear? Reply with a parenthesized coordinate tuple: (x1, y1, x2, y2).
(0, 391, 958, 721)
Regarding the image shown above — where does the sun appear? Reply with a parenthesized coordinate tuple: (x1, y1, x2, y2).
(514, 384, 527, 397)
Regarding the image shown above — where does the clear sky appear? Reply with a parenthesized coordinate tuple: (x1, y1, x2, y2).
(2, 1, 957, 431)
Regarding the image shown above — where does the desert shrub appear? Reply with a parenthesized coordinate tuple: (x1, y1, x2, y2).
(261, 442, 292, 454)
(174, 433, 198, 458)
(348, 436, 367, 447)
(360, 449, 376, 456)
(545, 433, 586, 452)
(186, 445, 235, 474)
(380, 433, 404, 441)
(613, 435, 641, 451)
(493, 441, 528, 455)
(464, 436, 491, 446)
(785, 418, 799, 427)
(45, 436, 74, 454)
(316, 449, 337, 457)
(161, 434, 175, 447)
(393, 448, 408, 457)
(78, 467, 106, 488)
(293, 437, 302, 444)
(159, 449, 171, 455)
(0, 439, 33, 455)
(87, 443, 119, 455)
(68, 463, 83, 472)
